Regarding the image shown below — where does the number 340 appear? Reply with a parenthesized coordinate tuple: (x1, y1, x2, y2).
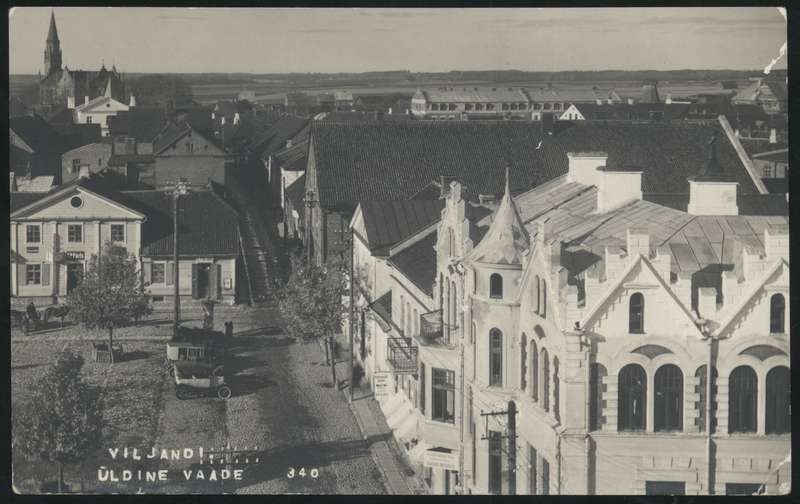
(287, 467, 319, 478)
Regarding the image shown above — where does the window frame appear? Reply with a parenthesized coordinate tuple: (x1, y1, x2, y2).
(26, 263, 42, 285)
(26, 224, 41, 243)
(629, 292, 645, 334)
(489, 273, 503, 299)
(67, 223, 83, 244)
(770, 294, 785, 334)
(110, 223, 126, 243)
(151, 261, 167, 285)
(728, 365, 758, 434)
(431, 367, 455, 423)
(489, 329, 503, 387)
(653, 364, 684, 432)
(618, 363, 647, 431)
(765, 365, 790, 435)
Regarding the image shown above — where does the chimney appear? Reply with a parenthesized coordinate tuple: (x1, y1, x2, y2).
(627, 98, 634, 105)
(769, 128, 777, 144)
(596, 98, 602, 105)
(234, 112, 240, 125)
(541, 112, 555, 135)
(764, 225, 789, 261)
(129, 94, 136, 107)
(665, 93, 672, 105)
(597, 166, 643, 212)
(626, 228, 650, 257)
(67, 95, 75, 109)
(566, 152, 608, 187)
(697, 287, 718, 319)
(687, 133, 739, 216)
(388, 107, 392, 114)
(84, 95, 89, 105)
(221, 116, 226, 125)
(78, 166, 91, 179)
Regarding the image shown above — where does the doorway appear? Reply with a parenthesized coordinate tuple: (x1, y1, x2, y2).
(196, 263, 211, 299)
(66, 263, 84, 293)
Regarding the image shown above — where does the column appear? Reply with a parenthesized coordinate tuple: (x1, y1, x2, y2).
(756, 369, 766, 436)
(646, 371, 655, 432)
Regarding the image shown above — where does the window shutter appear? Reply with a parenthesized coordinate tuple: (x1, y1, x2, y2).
(143, 262, 152, 285)
(209, 264, 219, 300)
(191, 264, 199, 299)
(18, 264, 26, 286)
(42, 263, 51, 286)
(166, 262, 174, 285)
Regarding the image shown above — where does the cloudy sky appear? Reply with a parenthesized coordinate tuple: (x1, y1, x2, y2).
(9, 7, 787, 74)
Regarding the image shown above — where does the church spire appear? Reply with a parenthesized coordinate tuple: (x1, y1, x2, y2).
(43, 10, 63, 77)
(47, 10, 59, 42)
(104, 77, 113, 98)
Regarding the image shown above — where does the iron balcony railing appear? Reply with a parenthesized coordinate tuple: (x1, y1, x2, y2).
(418, 309, 458, 348)
(387, 337, 418, 373)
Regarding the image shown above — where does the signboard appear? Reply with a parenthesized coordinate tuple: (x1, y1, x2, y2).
(423, 448, 459, 471)
(373, 372, 392, 398)
(65, 251, 85, 261)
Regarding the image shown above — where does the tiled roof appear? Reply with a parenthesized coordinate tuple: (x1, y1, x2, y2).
(318, 111, 412, 122)
(370, 290, 392, 324)
(569, 102, 690, 121)
(468, 175, 530, 265)
(120, 190, 240, 257)
(388, 232, 437, 297)
(10, 96, 31, 117)
(14, 176, 55, 193)
(107, 107, 167, 142)
(107, 154, 155, 166)
(421, 87, 529, 103)
(10, 192, 49, 213)
(357, 200, 443, 255)
(644, 193, 788, 215)
(525, 86, 621, 103)
(272, 138, 309, 171)
(739, 138, 788, 157)
(10, 116, 61, 154)
(310, 120, 759, 210)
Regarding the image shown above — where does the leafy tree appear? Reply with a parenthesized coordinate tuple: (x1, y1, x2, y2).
(128, 74, 193, 107)
(277, 255, 348, 386)
(14, 349, 103, 493)
(67, 242, 151, 364)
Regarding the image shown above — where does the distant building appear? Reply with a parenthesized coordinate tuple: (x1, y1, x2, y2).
(151, 121, 231, 188)
(67, 79, 132, 136)
(38, 12, 127, 113)
(61, 139, 113, 184)
(10, 115, 64, 182)
(733, 78, 788, 114)
(334, 90, 354, 111)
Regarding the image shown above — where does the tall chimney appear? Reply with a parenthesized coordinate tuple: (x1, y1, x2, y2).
(769, 128, 777, 144)
(129, 94, 137, 107)
(687, 133, 739, 216)
(566, 152, 608, 187)
(84, 95, 89, 105)
(67, 95, 75, 109)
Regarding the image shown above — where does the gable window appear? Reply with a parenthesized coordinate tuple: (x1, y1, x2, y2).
(728, 366, 757, 433)
(72, 159, 81, 173)
(67, 224, 83, 243)
(26, 224, 41, 243)
(520, 337, 527, 391)
(618, 364, 647, 431)
(432, 368, 455, 423)
(654, 364, 683, 432)
(489, 329, 503, 386)
(770, 294, 785, 333)
(629, 293, 645, 333)
(695, 365, 718, 433)
(765, 366, 790, 434)
(186, 143, 194, 153)
(151, 262, 166, 284)
(489, 274, 503, 299)
(541, 348, 550, 411)
(26, 264, 42, 285)
(110, 224, 125, 242)
(533, 276, 540, 314)
(86, 116, 93, 124)
(539, 279, 547, 318)
(590, 363, 607, 431)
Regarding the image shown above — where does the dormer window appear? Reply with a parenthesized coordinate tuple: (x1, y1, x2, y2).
(770, 294, 785, 333)
(629, 292, 644, 333)
(489, 274, 503, 299)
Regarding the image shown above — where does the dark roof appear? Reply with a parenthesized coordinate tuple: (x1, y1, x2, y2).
(387, 232, 437, 297)
(53, 124, 103, 152)
(761, 179, 789, 195)
(739, 138, 789, 157)
(765, 80, 788, 102)
(319, 111, 413, 123)
(120, 190, 239, 256)
(571, 102, 690, 121)
(173, 106, 214, 133)
(285, 174, 306, 217)
(10, 116, 61, 154)
(370, 290, 392, 324)
(310, 120, 758, 209)
(255, 115, 309, 156)
(45, 106, 75, 126)
(107, 108, 167, 142)
(358, 200, 443, 255)
(107, 154, 155, 166)
(10, 192, 49, 213)
(9, 97, 32, 117)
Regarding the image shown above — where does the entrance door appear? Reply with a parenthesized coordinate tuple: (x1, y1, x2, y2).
(195, 264, 211, 299)
(66, 263, 84, 293)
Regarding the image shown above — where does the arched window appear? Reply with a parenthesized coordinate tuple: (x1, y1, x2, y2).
(729, 366, 758, 433)
(471, 322, 476, 345)
(541, 348, 550, 412)
(413, 308, 419, 337)
(490, 274, 503, 299)
(553, 357, 560, 421)
(629, 293, 644, 333)
(534, 275, 540, 314)
(530, 340, 539, 401)
(406, 302, 412, 337)
(489, 329, 503, 386)
(520, 337, 528, 391)
(444, 281, 450, 342)
(618, 364, 646, 431)
(654, 364, 683, 432)
(448, 228, 455, 257)
(766, 366, 790, 434)
(589, 363, 607, 431)
(770, 294, 785, 333)
(451, 280, 457, 339)
(539, 278, 547, 318)
(400, 296, 405, 333)
(695, 366, 718, 433)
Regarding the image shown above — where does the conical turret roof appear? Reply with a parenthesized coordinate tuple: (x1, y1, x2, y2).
(104, 77, 113, 98)
(467, 165, 530, 265)
(47, 11, 59, 42)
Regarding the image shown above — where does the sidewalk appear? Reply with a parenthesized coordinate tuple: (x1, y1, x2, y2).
(348, 387, 427, 495)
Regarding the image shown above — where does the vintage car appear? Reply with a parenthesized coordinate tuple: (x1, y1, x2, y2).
(173, 361, 231, 400)
(165, 326, 225, 375)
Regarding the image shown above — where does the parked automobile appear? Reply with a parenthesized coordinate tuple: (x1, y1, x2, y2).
(173, 361, 231, 400)
(165, 326, 225, 376)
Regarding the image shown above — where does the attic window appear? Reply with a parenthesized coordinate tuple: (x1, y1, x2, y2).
(70, 196, 83, 208)
(106, 103, 110, 108)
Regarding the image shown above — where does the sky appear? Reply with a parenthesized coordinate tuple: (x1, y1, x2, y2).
(8, 7, 788, 75)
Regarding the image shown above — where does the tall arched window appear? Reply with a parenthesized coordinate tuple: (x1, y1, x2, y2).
(539, 278, 547, 318)
(413, 308, 419, 337)
(489, 329, 503, 386)
(729, 366, 758, 433)
(530, 340, 539, 401)
(406, 302, 412, 337)
(448, 228, 455, 257)
(629, 293, 644, 334)
(589, 363, 607, 431)
(766, 366, 790, 434)
(541, 348, 550, 412)
(520, 337, 528, 391)
(490, 274, 503, 299)
(654, 364, 683, 432)
(444, 281, 450, 342)
(695, 365, 718, 433)
(770, 294, 785, 334)
(553, 357, 560, 421)
(451, 280, 457, 338)
(400, 296, 405, 333)
(534, 275, 540, 314)
(618, 364, 646, 431)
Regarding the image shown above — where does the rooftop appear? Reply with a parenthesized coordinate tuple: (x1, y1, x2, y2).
(356, 199, 443, 256)
(387, 232, 438, 297)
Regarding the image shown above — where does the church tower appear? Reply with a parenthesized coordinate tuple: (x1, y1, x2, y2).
(43, 11, 62, 77)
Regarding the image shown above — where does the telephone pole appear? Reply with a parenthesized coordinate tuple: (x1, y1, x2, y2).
(168, 178, 189, 337)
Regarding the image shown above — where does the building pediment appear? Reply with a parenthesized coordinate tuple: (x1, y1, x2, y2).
(11, 186, 143, 222)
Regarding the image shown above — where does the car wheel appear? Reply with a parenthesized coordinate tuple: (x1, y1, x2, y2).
(217, 385, 232, 400)
(176, 384, 191, 400)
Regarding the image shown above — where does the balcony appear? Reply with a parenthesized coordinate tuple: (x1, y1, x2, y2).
(387, 337, 418, 374)
(418, 309, 457, 348)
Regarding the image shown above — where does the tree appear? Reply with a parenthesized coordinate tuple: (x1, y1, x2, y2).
(67, 242, 151, 364)
(277, 255, 348, 386)
(128, 74, 193, 107)
(14, 349, 103, 493)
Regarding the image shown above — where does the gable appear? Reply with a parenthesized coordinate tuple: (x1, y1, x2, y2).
(158, 128, 224, 156)
(582, 256, 701, 338)
(12, 187, 143, 221)
(79, 97, 129, 114)
(715, 259, 788, 338)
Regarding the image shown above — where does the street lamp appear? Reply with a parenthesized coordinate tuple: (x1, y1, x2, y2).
(167, 178, 190, 337)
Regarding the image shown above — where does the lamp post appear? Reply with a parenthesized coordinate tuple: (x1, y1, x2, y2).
(168, 178, 189, 337)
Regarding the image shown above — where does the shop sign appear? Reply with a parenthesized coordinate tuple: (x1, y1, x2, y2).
(65, 251, 85, 261)
(424, 448, 459, 470)
(373, 372, 392, 398)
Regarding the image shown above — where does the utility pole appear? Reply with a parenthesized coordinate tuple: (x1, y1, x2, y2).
(508, 400, 517, 495)
(168, 178, 189, 337)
